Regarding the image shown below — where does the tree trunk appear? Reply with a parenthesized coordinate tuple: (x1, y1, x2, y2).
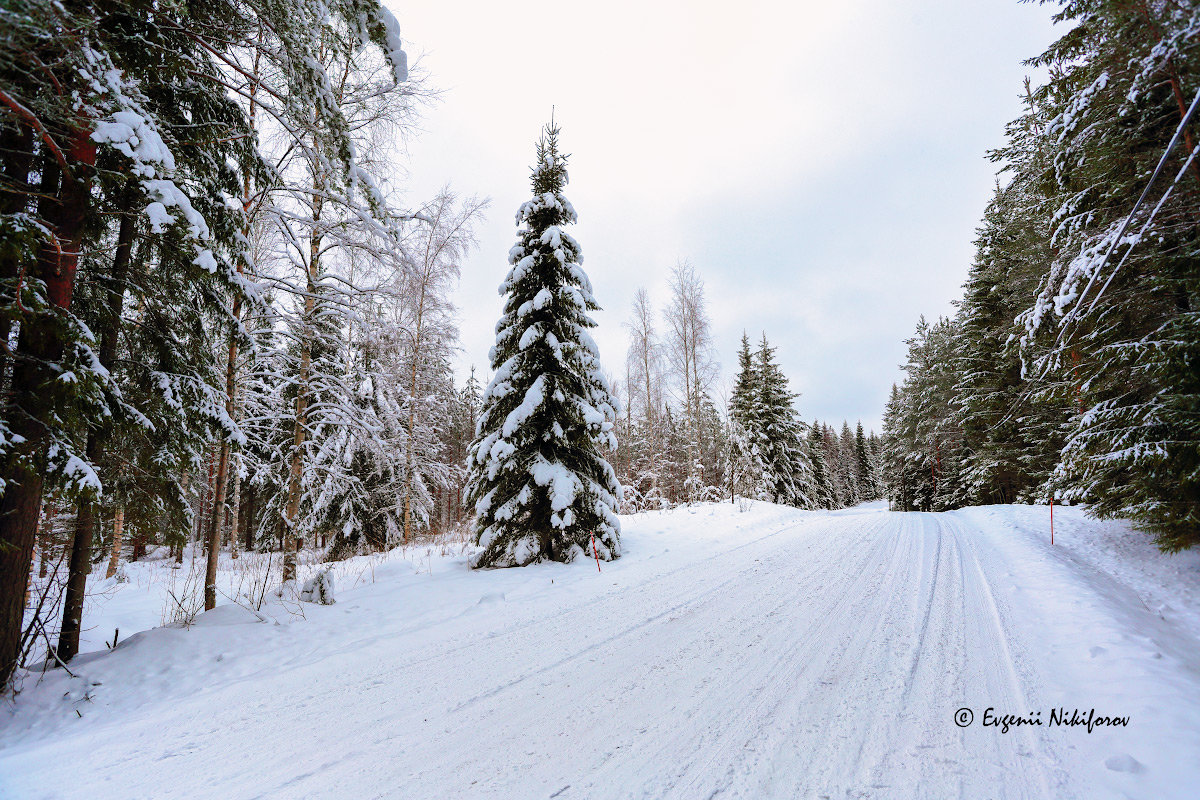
(402, 329, 422, 544)
(204, 442, 230, 609)
(175, 472, 189, 565)
(0, 128, 96, 689)
(242, 483, 257, 553)
(37, 503, 54, 580)
(229, 459, 241, 561)
(56, 499, 94, 663)
(0, 122, 33, 392)
(105, 506, 125, 579)
(283, 191, 321, 584)
(57, 204, 134, 662)
(206, 57, 257, 604)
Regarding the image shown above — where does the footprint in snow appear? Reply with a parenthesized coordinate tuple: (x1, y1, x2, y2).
(1104, 754, 1144, 774)
(1089, 646, 1107, 658)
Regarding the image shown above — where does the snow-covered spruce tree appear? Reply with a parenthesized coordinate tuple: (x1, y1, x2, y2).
(751, 334, 813, 507)
(466, 122, 621, 567)
(807, 423, 835, 509)
(1018, 0, 1200, 550)
(728, 333, 761, 501)
(854, 421, 878, 501)
(837, 421, 861, 506)
(881, 315, 971, 512)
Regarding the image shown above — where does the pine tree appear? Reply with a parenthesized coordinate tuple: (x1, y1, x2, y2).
(465, 121, 621, 567)
(728, 333, 759, 500)
(807, 423, 835, 509)
(854, 421, 877, 500)
(750, 334, 813, 507)
(1019, 1, 1200, 549)
(838, 421, 861, 506)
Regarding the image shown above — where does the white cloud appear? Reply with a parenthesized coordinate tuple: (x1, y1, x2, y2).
(391, 0, 1059, 430)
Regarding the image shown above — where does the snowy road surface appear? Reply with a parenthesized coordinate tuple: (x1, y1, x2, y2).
(3, 503, 1200, 798)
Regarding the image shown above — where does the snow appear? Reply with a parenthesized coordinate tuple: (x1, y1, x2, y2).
(374, 6, 410, 84)
(529, 457, 581, 514)
(144, 180, 211, 242)
(3, 503, 1200, 799)
(143, 202, 175, 233)
(298, 569, 336, 605)
(91, 110, 177, 178)
(500, 374, 545, 437)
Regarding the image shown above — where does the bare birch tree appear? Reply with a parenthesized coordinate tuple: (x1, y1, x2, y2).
(663, 260, 718, 487)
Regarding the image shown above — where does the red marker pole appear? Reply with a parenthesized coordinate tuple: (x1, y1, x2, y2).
(1050, 496, 1054, 546)
(590, 531, 601, 572)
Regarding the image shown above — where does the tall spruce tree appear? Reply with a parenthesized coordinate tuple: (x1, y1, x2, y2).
(807, 423, 835, 509)
(854, 421, 877, 500)
(751, 334, 813, 507)
(728, 333, 760, 499)
(465, 121, 621, 567)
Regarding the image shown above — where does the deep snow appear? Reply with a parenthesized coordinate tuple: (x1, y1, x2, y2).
(2, 502, 1199, 799)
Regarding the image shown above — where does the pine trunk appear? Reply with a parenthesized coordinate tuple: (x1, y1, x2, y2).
(0, 128, 95, 688)
(57, 205, 134, 662)
(242, 484, 256, 553)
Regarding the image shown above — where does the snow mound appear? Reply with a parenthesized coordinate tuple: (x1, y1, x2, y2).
(299, 569, 336, 605)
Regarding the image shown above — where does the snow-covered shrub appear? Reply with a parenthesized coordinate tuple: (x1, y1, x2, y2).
(620, 484, 643, 515)
(144, 546, 172, 561)
(299, 569, 336, 605)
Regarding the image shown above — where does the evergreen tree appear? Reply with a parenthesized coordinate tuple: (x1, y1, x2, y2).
(838, 421, 861, 506)
(750, 334, 813, 507)
(728, 333, 759, 500)
(465, 121, 621, 567)
(807, 423, 835, 509)
(854, 421, 877, 500)
(1019, 0, 1200, 549)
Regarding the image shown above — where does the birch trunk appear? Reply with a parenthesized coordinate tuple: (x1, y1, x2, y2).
(105, 506, 125, 579)
(283, 190, 321, 584)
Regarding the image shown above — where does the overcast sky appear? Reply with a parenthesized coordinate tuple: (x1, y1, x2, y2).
(391, 0, 1060, 431)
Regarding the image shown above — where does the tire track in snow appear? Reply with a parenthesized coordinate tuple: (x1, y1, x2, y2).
(566, 514, 904, 799)
(946, 514, 1068, 799)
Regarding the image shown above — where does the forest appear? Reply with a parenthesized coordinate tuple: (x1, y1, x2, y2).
(4, 3, 1200, 798)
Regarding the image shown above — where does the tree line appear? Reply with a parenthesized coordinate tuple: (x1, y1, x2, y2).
(882, 1, 1199, 552)
(612, 266, 883, 513)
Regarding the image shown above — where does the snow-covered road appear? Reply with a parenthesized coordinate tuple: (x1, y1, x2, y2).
(3, 504, 1199, 798)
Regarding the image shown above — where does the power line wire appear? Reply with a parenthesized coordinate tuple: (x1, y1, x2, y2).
(1054, 85, 1200, 348)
